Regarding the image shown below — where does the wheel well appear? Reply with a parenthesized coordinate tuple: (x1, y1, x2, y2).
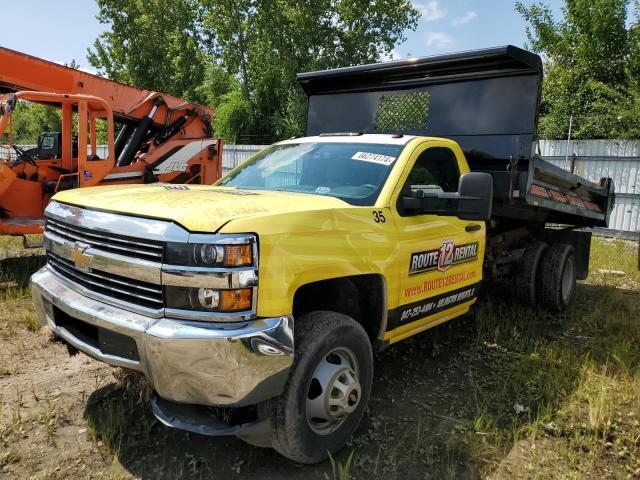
(292, 274, 386, 345)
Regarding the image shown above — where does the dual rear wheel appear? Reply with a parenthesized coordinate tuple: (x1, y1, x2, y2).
(515, 241, 577, 311)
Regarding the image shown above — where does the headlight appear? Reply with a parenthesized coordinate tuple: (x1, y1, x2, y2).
(165, 286, 253, 313)
(165, 242, 253, 267)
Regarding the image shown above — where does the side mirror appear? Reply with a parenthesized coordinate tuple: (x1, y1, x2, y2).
(400, 172, 493, 221)
(457, 172, 493, 221)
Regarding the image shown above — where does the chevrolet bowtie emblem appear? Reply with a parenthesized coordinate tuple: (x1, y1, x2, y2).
(71, 242, 93, 272)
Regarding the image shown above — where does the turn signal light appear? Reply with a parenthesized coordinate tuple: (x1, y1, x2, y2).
(219, 289, 252, 312)
(224, 244, 253, 267)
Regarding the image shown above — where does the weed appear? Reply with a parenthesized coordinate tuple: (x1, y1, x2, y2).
(20, 311, 41, 333)
(38, 394, 62, 441)
(0, 449, 22, 468)
(0, 400, 7, 444)
(85, 395, 127, 456)
(325, 450, 354, 480)
(586, 370, 613, 432)
(0, 396, 25, 448)
(84, 383, 156, 459)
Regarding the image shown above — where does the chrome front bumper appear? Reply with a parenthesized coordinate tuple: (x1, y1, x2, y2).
(31, 267, 294, 407)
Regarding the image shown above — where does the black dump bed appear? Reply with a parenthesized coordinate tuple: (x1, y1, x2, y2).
(297, 46, 614, 227)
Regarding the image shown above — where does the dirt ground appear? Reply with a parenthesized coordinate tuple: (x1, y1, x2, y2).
(1, 236, 639, 479)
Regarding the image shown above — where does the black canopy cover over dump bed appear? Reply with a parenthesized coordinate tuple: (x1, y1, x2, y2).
(297, 46, 614, 227)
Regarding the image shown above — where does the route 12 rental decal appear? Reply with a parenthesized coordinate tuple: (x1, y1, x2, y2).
(410, 239, 478, 275)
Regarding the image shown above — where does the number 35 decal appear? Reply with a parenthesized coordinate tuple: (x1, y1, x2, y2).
(372, 210, 386, 223)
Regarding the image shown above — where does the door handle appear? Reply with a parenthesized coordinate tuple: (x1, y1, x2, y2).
(465, 224, 481, 232)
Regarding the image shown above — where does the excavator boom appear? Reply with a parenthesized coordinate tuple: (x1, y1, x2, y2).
(0, 47, 222, 238)
(0, 47, 212, 125)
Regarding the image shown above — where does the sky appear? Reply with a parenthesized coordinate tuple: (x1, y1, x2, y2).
(0, 0, 567, 72)
(392, 0, 563, 59)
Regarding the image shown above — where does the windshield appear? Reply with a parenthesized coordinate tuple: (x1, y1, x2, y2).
(218, 142, 404, 206)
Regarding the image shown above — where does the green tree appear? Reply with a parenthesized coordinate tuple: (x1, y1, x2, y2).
(517, 0, 640, 139)
(65, 59, 81, 69)
(8, 101, 110, 146)
(10, 102, 61, 145)
(212, 88, 255, 142)
(203, 0, 420, 142)
(87, 0, 419, 143)
(196, 61, 232, 108)
(88, 0, 210, 102)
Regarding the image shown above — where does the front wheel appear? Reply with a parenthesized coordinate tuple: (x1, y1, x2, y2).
(264, 311, 373, 464)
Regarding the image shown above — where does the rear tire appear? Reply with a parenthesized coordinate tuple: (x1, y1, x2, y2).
(265, 311, 373, 464)
(538, 243, 576, 312)
(514, 241, 548, 306)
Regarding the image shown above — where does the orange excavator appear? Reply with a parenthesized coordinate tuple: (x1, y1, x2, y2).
(0, 47, 223, 239)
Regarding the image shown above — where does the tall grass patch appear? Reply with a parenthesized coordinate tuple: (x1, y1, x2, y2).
(467, 238, 640, 477)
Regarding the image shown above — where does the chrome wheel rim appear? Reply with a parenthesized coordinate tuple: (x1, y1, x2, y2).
(306, 347, 361, 435)
(561, 257, 575, 301)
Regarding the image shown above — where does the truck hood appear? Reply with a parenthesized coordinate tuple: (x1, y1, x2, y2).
(52, 185, 349, 232)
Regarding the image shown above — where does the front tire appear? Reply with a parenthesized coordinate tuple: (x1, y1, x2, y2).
(266, 311, 373, 464)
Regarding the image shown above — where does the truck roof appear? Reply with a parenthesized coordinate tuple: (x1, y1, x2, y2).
(279, 134, 419, 146)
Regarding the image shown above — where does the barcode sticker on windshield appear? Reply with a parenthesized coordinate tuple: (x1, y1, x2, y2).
(351, 151, 396, 166)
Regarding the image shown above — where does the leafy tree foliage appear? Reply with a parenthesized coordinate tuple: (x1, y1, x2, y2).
(88, 0, 211, 102)
(517, 0, 640, 139)
(9, 102, 61, 145)
(88, 0, 419, 143)
(8, 101, 109, 146)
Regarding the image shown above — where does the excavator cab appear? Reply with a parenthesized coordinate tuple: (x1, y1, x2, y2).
(29, 132, 63, 160)
(0, 91, 115, 235)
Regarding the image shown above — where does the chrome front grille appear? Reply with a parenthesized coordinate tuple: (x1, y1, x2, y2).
(43, 202, 258, 322)
(46, 216, 164, 263)
(43, 204, 173, 313)
(48, 251, 164, 310)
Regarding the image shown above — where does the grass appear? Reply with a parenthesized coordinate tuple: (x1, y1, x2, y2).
(84, 371, 155, 458)
(0, 235, 637, 479)
(0, 236, 45, 340)
(0, 235, 43, 261)
(326, 451, 355, 480)
(38, 394, 64, 442)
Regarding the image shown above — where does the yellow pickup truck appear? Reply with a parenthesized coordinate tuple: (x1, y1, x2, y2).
(31, 46, 614, 463)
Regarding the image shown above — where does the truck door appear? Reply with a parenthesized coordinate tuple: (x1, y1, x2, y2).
(388, 142, 484, 341)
